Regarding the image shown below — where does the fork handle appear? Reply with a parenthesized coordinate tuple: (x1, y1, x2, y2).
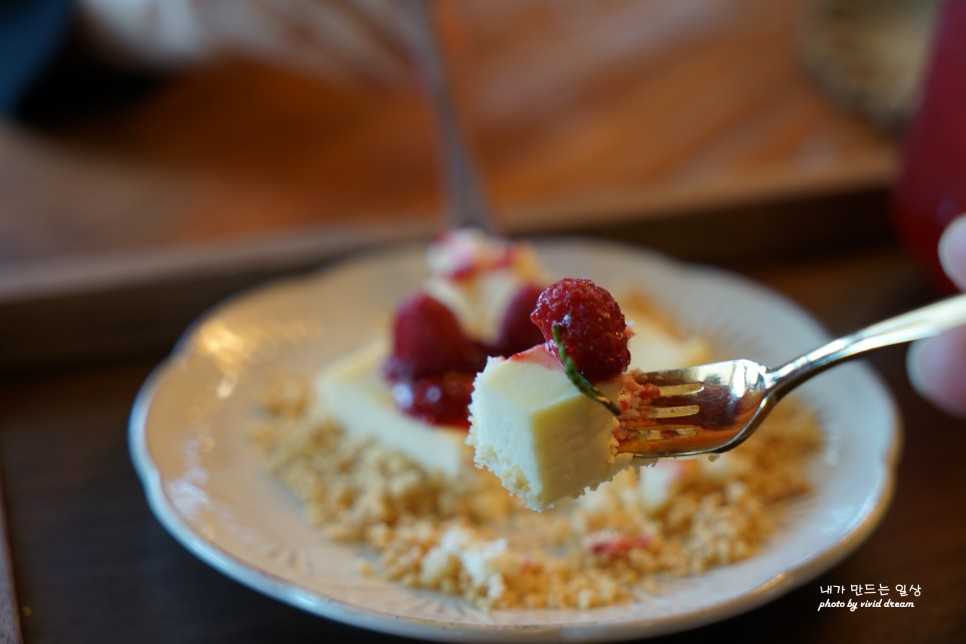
(402, 0, 495, 233)
(768, 292, 966, 393)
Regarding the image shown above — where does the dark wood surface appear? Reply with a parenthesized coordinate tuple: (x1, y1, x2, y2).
(2, 229, 965, 644)
(3, 0, 893, 273)
(1, 2, 962, 641)
(1, 0, 898, 372)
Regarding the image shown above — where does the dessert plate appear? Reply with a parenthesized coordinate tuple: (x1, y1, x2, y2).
(130, 239, 900, 642)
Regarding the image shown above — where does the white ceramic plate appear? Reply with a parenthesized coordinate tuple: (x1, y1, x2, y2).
(130, 239, 901, 642)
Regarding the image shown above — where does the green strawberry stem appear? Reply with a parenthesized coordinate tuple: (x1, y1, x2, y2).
(552, 324, 621, 416)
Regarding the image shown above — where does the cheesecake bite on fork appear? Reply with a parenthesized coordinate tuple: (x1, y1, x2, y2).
(469, 278, 966, 511)
(466, 277, 713, 511)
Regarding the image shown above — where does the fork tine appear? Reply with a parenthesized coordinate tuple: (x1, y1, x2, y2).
(654, 383, 703, 396)
(631, 404, 700, 420)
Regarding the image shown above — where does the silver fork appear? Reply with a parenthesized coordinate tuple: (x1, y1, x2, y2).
(617, 293, 966, 459)
(400, 0, 495, 233)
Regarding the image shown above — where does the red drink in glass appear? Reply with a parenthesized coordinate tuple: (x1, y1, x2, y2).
(892, 0, 966, 293)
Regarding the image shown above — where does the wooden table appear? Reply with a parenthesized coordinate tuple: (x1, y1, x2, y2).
(1, 0, 900, 373)
(1, 1, 963, 641)
(3, 0, 894, 273)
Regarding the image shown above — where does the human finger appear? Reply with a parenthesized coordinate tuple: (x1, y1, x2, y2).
(907, 325, 966, 418)
(939, 214, 966, 290)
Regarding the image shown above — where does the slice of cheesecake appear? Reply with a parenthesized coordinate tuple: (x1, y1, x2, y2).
(316, 339, 471, 478)
(314, 295, 707, 490)
(311, 230, 551, 480)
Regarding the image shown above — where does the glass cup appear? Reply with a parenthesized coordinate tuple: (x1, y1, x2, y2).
(892, 0, 966, 293)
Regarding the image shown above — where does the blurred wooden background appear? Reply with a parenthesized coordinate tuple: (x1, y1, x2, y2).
(0, 0, 901, 369)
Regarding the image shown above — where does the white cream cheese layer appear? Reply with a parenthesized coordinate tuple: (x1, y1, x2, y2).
(314, 339, 470, 478)
(467, 346, 632, 511)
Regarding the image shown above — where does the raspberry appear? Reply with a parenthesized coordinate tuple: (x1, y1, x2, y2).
(530, 278, 630, 381)
(390, 373, 475, 427)
(384, 293, 485, 380)
(489, 283, 546, 357)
